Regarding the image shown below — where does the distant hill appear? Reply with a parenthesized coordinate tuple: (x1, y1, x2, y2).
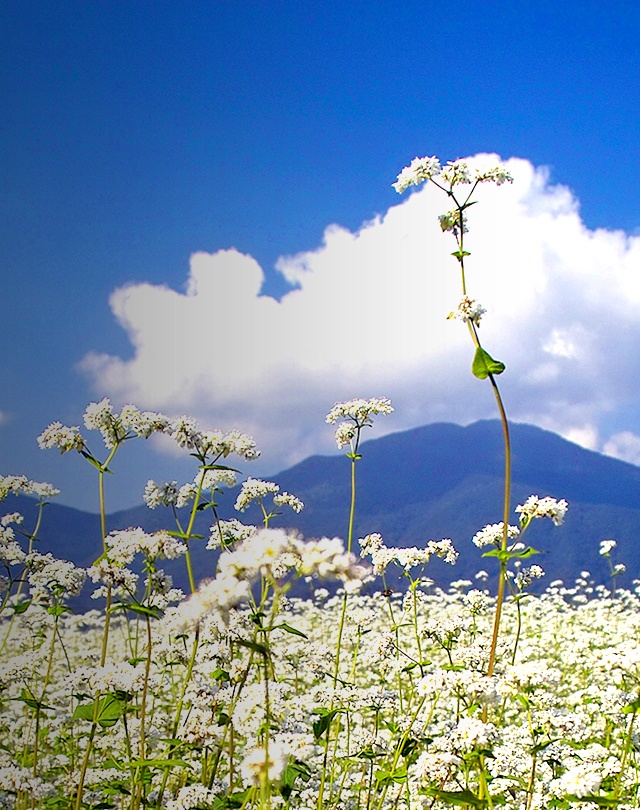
(10, 420, 640, 606)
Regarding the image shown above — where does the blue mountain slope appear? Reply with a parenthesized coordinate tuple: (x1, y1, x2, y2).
(10, 420, 640, 600)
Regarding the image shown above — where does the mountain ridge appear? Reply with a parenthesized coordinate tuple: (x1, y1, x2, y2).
(10, 419, 640, 604)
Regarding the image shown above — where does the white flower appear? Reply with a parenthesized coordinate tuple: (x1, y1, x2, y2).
(325, 397, 394, 425)
(143, 480, 178, 508)
(194, 468, 238, 491)
(452, 717, 499, 751)
(176, 483, 198, 507)
(240, 742, 288, 787)
(119, 404, 169, 437)
(359, 533, 384, 556)
(449, 295, 486, 326)
(233, 478, 303, 515)
(25, 552, 86, 598)
(516, 495, 568, 526)
(392, 156, 441, 193)
(105, 527, 187, 564)
(440, 160, 473, 186)
(475, 165, 513, 185)
(37, 422, 84, 453)
(167, 784, 223, 810)
(207, 519, 256, 550)
(554, 763, 602, 798)
(472, 522, 520, 548)
(273, 492, 304, 513)
(413, 751, 461, 784)
(439, 209, 468, 235)
(334, 421, 357, 449)
(234, 478, 279, 511)
(600, 539, 617, 556)
(514, 565, 545, 589)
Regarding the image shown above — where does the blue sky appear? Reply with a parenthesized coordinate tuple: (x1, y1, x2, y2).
(3, 0, 640, 512)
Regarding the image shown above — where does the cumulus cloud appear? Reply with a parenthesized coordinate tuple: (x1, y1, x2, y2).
(79, 154, 640, 471)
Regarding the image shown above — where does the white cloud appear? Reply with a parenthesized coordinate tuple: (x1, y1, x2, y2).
(79, 154, 640, 471)
(603, 432, 640, 466)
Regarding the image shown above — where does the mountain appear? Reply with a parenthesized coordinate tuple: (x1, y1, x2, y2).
(10, 420, 640, 605)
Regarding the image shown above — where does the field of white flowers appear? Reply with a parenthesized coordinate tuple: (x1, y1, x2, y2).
(3, 156, 638, 810)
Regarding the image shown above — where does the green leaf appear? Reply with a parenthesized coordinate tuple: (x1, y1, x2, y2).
(18, 687, 52, 712)
(273, 623, 308, 639)
(211, 668, 230, 681)
(199, 463, 242, 473)
(623, 697, 640, 713)
(483, 546, 540, 563)
(111, 602, 162, 619)
(236, 638, 269, 656)
(212, 790, 251, 810)
(81, 451, 113, 474)
(48, 604, 72, 617)
(375, 766, 407, 787)
(424, 788, 486, 807)
(280, 761, 311, 800)
(72, 694, 128, 727)
(472, 347, 506, 380)
(312, 708, 342, 740)
(12, 600, 31, 615)
(451, 250, 471, 261)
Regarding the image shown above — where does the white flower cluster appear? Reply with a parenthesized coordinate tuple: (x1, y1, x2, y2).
(472, 522, 520, 548)
(412, 750, 461, 785)
(36, 421, 85, 453)
(195, 468, 238, 491)
(87, 559, 139, 595)
(359, 533, 457, 573)
(144, 468, 238, 510)
(449, 295, 486, 326)
(393, 155, 512, 194)
(239, 741, 289, 787)
(207, 519, 256, 550)
(325, 397, 394, 425)
(143, 479, 180, 509)
(514, 564, 545, 590)
(600, 539, 617, 556)
(105, 527, 187, 564)
(440, 159, 513, 188)
(516, 495, 569, 526)
(167, 418, 259, 461)
(82, 397, 121, 448)
(165, 529, 365, 632)
(70, 659, 155, 696)
(392, 155, 442, 192)
(0, 522, 26, 566)
(39, 400, 260, 463)
(450, 716, 500, 752)
(25, 552, 86, 598)
(438, 208, 468, 235)
(326, 397, 393, 448)
(234, 477, 303, 514)
(0, 475, 60, 502)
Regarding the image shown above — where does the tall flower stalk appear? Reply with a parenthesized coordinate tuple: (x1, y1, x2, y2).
(393, 157, 514, 677)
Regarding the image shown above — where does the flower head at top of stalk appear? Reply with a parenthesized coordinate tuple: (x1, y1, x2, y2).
(516, 495, 569, 528)
(393, 155, 513, 195)
(392, 156, 441, 192)
(326, 397, 394, 454)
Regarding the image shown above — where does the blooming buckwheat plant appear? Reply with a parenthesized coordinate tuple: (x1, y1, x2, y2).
(2, 154, 631, 810)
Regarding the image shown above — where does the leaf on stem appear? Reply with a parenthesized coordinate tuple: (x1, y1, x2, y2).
(472, 347, 505, 380)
